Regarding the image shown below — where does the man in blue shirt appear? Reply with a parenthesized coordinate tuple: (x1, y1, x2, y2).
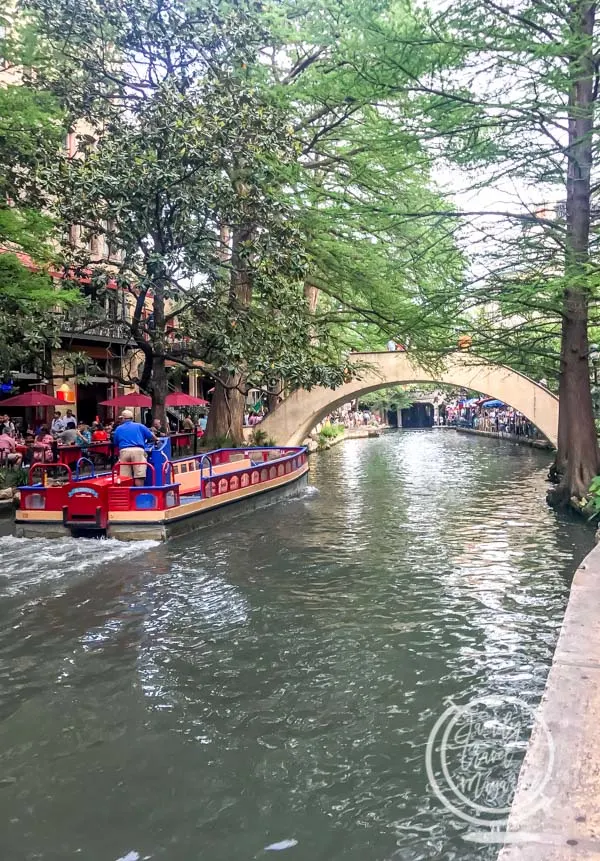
(112, 409, 157, 485)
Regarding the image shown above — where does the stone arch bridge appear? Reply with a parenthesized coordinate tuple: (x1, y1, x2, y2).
(260, 352, 559, 447)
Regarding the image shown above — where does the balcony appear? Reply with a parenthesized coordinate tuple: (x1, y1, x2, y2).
(59, 309, 187, 347)
(60, 314, 131, 344)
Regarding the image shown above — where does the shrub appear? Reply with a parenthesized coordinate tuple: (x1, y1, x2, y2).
(319, 423, 344, 440)
(317, 423, 345, 449)
(0, 466, 29, 489)
(586, 475, 600, 519)
(250, 428, 269, 446)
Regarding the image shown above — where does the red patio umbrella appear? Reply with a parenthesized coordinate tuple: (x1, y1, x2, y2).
(99, 392, 152, 408)
(165, 392, 209, 407)
(0, 391, 63, 407)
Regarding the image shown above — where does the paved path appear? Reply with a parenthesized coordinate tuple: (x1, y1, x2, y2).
(499, 543, 600, 859)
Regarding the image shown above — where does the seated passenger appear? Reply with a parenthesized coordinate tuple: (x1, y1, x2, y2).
(34, 426, 54, 462)
(77, 423, 92, 444)
(91, 422, 109, 442)
(58, 427, 78, 445)
(0, 430, 22, 467)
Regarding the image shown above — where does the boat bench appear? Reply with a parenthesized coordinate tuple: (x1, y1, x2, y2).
(210, 459, 253, 475)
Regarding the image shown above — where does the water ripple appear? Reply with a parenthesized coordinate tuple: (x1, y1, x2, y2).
(0, 431, 593, 861)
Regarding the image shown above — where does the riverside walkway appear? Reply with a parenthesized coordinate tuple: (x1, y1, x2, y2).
(499, 543, 600, 859)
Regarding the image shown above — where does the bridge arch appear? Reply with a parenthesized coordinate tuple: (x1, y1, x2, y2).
(260, 352, 559, 447)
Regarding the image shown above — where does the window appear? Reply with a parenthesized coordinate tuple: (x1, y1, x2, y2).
(107, 292, 118, 322)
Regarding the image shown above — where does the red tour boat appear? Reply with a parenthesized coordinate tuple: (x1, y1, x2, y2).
(15, 439, 309, 541)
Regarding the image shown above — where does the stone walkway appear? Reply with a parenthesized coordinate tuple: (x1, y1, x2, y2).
(498, 544, 600, 859)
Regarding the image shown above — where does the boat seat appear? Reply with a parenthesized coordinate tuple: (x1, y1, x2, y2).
(210, 459, 252, 475)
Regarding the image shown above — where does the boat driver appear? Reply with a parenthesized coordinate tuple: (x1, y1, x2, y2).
(112, 409, 158, 486)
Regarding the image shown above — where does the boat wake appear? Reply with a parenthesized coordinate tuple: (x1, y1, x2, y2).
(0, 535, 159, 596)
(300, 484, 320, 498)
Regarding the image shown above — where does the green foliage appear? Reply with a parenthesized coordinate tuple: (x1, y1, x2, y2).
(375, 1, 599, 380)
(359, 387, 413, 413)
(0, 466, 29, 490)
(241, 428, 278, 447)
(250, 428, 269, 446)
(29, 0, 352, 404)
(317, 422, 345, 448)
(0, 18, 78, 377)
(0, 17, 65, 241)
(319, 423, 345, 440)
(585, 476, 600, 520)
(0, 253, 78, 375)
(266, 0, 466, 361)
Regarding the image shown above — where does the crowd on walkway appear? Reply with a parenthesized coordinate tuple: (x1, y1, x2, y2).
(335, 407, 383, 428)
(440, 398, 542, 439)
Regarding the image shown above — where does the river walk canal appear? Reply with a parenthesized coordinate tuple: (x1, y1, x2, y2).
(0, 430, 593, 861)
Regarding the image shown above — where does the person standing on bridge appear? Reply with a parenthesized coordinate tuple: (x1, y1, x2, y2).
(387, 339, 396, 351)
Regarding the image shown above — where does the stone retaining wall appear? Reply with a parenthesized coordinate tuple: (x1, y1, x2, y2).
(498, 543, 600, 859)
(304, 425, 385, 453)
(447, 426, 553, 450)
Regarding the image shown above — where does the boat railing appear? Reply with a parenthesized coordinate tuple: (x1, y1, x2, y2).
(27, 463, 72, 486)
(197, 453, 213, 479)
(199, 446, 298, 466)
(199, 447, 307, 501)
(161, 461, 175, 484)
(75, 457, 96, 480)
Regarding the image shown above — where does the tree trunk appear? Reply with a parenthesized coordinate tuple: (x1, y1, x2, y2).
(551, 0, 599, 504)
(150, 279, 168, 432)
(151, 353, 168, 431)
(205, 226, 253, 443)
(558, 288, 598, 499)
(549, 325, 569, 483)
(205, 377, 246, 444)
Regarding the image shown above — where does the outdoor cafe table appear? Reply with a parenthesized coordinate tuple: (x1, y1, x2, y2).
(13, 442, 112, 469)
(169, 430, 205, 453)
(20, 432, 204, 470)
(57, 442, 114, 468)
(57, 433, 202, 466)
(170, 431, 195, 453)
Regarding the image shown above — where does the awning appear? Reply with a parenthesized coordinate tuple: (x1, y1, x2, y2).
(99, 392, 151, 408)
(0, 391, 63, 407)
(481, 399, 506, 408)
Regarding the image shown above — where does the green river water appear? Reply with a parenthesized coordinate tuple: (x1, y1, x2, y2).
(0, 430, 593, 861)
